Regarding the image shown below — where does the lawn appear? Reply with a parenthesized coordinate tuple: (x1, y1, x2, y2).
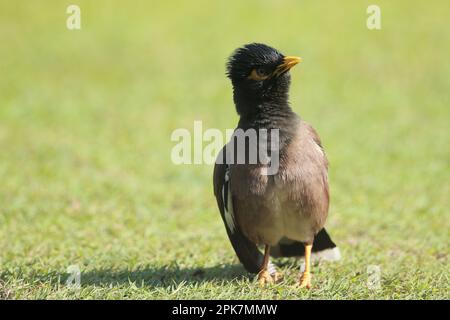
(0, 0, 448, 299)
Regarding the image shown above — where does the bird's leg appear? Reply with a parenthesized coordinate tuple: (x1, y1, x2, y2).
(298, 243, 313, 289)
(257, 245, 273, 286)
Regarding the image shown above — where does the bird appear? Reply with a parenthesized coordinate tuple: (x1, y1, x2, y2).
(213, 43, 340, 288)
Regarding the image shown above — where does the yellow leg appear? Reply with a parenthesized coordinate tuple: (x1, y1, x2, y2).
(257, 245, 273, 286)
(298, 244, 312, 289)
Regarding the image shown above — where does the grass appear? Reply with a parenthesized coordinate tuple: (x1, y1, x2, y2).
(0, 0, 448, 299)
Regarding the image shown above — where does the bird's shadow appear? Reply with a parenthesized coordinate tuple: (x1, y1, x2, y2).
(15, 260, 297, 289)
(61, 263, 254, 288)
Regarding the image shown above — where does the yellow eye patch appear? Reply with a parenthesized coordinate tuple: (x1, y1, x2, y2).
(248, 68, 270, 81)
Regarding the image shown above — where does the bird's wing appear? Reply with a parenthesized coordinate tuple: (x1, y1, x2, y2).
(213, 152, 269, 274)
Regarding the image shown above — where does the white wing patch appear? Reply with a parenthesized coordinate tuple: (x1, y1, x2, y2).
(222, 168, 237, 234)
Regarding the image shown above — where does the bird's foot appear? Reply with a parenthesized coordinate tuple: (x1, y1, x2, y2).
(257, 269, 273, 286)
(297, 272, 312, 289)
(272, 271, 283, 283)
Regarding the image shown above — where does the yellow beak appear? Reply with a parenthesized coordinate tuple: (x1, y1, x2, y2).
(274, 56, 302, 77)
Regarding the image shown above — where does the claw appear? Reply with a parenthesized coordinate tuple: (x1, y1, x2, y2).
(257, 270, 273, 286)
(297, 272, 312, 289)
(272, 271, 283, 283)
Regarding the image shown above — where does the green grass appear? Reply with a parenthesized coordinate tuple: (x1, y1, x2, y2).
(0, 0, 448, 299)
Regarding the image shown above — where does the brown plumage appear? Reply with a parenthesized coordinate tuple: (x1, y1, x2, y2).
(214, 43, 340, 288)
(230, 120, 329, 246)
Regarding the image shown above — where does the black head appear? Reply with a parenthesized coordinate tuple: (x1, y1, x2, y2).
(226, 43, 301, 116)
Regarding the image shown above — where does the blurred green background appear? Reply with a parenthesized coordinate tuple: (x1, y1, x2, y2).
(0, 1, 448, 299)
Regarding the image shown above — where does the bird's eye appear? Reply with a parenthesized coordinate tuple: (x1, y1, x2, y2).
(248, 67, 270, 81)
(256, 68, 268, 77)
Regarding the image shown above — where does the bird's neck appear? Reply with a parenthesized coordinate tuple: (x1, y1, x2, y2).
(236, 100, 298, 130)
(234, 89, 291, 117)
(236, 100, 300, 154)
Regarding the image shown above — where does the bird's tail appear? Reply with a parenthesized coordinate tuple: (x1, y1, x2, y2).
(270, 228, 341, 262)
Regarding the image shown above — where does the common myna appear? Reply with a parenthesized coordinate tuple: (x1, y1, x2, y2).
(214, 43, 340, 288)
